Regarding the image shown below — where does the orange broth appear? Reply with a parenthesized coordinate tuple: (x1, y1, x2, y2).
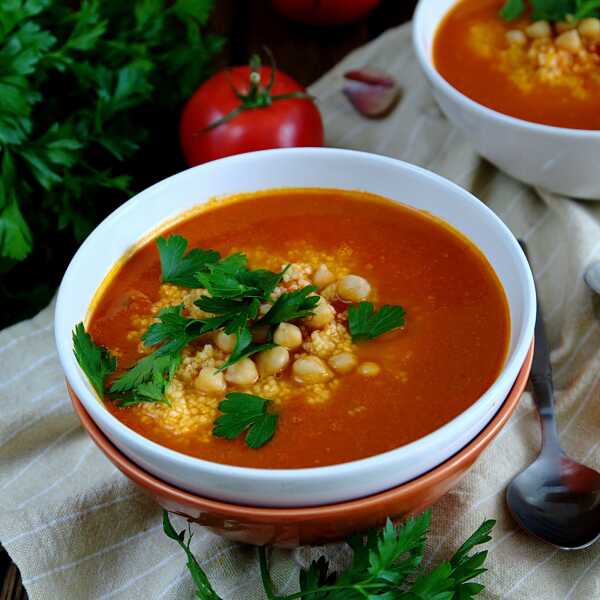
(434, 0, 600, 130)
(88, 189, 510, 468)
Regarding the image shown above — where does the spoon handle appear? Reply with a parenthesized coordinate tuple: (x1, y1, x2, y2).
(519, 242, 560, 448)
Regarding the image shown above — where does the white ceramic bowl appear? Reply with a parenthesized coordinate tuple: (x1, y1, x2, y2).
(55, 148, 536, 507)
(413, 0, 600, 200)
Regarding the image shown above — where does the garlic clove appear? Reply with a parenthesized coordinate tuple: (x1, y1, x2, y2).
(343, 67, 401, 118)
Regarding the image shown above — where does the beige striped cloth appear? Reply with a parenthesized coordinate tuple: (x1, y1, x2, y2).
(1, 23, 599, 600)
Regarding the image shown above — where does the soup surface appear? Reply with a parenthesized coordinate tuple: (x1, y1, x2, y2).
(434, 0, 600, 129)
(88, 189, 510, 468)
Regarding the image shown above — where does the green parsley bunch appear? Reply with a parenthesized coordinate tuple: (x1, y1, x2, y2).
(164, 510, 496, 600)
(0, 0, 223, 323)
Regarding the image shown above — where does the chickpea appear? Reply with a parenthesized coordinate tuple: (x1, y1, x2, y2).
(273, 322, 303, 349)
(555, 29, 582, 52)
(525, 21, 551, 38)
(329, 352, 358, 374)
(578, 17, 600, 39)
(215, 330, 236, 353)
(313, 264, 335, 289)
(225, 358, 258, 386)
(256, 347, 290, 376)
(293, 356, 333, 384)
(337, 275, 371, 303)
(305, 296, 335, 330)
(505, 30, 527, 45)
(357, 362, 381, 377)
(195, 367, 226, 394)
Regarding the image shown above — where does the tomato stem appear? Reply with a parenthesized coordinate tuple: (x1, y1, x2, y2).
(195, 50, 314, 136)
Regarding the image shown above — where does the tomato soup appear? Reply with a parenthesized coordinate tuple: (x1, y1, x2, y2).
(434, 0, 600, 129)
(86, 189, 510, 468)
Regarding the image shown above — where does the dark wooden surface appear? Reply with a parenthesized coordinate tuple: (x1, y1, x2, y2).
(0, 1, 417, 598)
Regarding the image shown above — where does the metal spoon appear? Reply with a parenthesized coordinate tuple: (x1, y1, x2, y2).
(506, 247, 600, 550)
(584, 261, 600, 295)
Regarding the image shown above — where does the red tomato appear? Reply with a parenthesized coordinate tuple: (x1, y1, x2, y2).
(179, 64, 324, 166)
(272, 0, 381, 26)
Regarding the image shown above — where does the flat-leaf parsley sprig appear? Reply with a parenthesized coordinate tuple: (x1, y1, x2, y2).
(72, 324, 116, 399)
(348, 302, 406, 342)
(163, 510, 496, 600)
(212, 393, 278, 448)
(500, 0, 600, 22)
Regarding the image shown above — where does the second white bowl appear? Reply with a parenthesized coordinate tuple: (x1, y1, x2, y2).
(413, 0, 600, 200)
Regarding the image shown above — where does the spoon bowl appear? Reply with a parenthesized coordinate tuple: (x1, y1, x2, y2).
(507, 451, 600, 550)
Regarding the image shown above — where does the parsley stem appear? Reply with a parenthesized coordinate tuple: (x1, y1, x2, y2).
(258, 547, 278, 600)
(275, 586, 382, 600)
(258, 565, 384, 600)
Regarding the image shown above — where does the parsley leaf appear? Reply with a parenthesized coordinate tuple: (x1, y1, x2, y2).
(162, 512, 223, 600)
(72, 322, 117, 399)
(157, 235, 220, 288)
(109, 342, 182, 406)
(348, 301, 406, 342)
(140, 304, 213, 348)
(110, 303, 210, 405)
(194, 251, 286, 300)
(237, 267, 285, 299)
(196, 253, 284, 300)
(195, 296, 260, 334)
(213, 392, 278, 448)
(298, 556, 336, 599)
(257, 285, 319, 326)
(500, 0, 526, 19)
(574, 0, 600, 19)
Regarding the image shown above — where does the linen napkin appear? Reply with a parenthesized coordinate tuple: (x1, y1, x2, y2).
(1, 23, 599, 600)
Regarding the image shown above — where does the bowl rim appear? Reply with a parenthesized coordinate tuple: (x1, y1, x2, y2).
(55, 147, 536, 490)
(68, 342, 533, 515)
(413, 0, 600, 139)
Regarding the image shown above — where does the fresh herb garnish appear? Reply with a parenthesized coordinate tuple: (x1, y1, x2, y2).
(109, 302, 222, 405)
(217, 334, 276, 373)
(348, 301, 406, 342)
(195, 253, 286, 300)
(163, 509, 495, 599)
(500, 0, 600, 21)
(72, 323, 117, 398)
(156, 235, 286, 298)
(74, 236, 408, 409)
(195, 296, 261, 334)
(500, 0, 527, 20)
(109, 346, 180, 406)
(256, 285, 320, 326)
(213, 393, 278, 448)
(162, 512, 222, 600)
(157, 235, 219, 288)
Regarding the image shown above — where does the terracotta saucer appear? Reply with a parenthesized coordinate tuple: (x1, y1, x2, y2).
(69, 342, 532, 546)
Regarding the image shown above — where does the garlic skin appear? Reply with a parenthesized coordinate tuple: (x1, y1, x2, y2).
(343, 67, 401, 118)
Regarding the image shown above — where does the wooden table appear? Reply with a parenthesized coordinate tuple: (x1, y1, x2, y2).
(0, 1, 417, 598)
